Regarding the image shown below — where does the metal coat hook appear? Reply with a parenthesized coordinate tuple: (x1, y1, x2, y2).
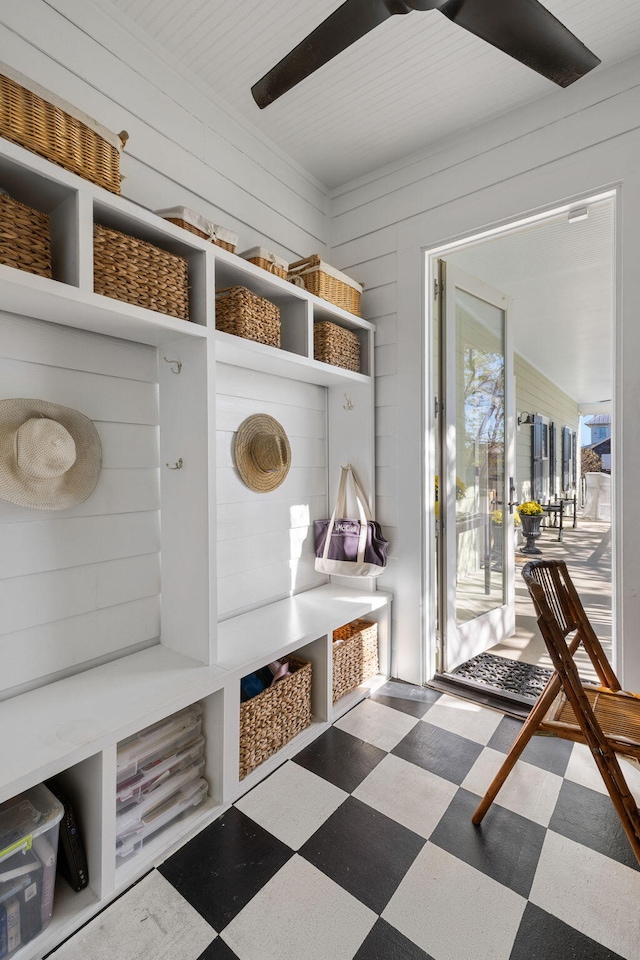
(166, 458, 183, 470)
(343, 392, 354, 410)
(163, 357, 183, 374)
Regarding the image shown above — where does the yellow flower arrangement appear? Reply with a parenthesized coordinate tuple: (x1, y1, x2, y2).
(517, 500, 544, 516)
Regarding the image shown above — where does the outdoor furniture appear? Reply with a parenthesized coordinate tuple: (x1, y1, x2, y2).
(541, 495, 577, 542)
(471, 558, 640, 866)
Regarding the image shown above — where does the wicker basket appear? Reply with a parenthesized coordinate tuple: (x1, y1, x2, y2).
(239, 656, 312, 779)
(288, 255, 363, 316)
(0, 66, 125, 194)
(156, 207, 238, 252)
(215, 286, 280, 347)
(94, 224, 190, 320)
(0, 192, 51, 279)
(314, 320, 360, 372)
(240, 247, 288, 280)
(332, 620, 379, 703)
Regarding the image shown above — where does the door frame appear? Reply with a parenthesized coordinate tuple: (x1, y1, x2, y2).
(422, 188, 618, 685)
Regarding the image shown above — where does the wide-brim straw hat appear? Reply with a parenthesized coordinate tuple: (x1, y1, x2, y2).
(0, 398, 102, 510)
(234, 414, 291, 493)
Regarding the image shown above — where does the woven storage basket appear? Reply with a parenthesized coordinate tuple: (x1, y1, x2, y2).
(94, 224, 190, 320)
(215, 285, 280, 347)
(0, 192, 51, 279)
(332, 620, 379, 703)
(0, 65, 124, 194)
(156, 207, 238, 252)
(288, 255, 363, 316)
(239, 656, 312, 779)
(240, 247, 288, 280)
(314, 320, 360, 372)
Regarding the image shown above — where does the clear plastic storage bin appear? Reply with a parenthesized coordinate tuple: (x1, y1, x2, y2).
(0, 784, 64, 956)
(116, 704, 202, 785)
(116, 778, 207, 862)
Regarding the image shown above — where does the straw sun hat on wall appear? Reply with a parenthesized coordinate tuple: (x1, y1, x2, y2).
(0, 398, 102, 510)
(234, 414, 291, 493)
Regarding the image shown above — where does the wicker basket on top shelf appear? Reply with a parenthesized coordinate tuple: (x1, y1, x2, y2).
(0, 192, 52, 279)
(240, 247, 288, 280)
(156, 206, 238, 252)
(239, 656, 312, 779)
(332, 619, 379, 703)
(314, 320, 360, 372)
(93, 223, 190, 320)
(0, 65, 126, 194)
(288, 255, 363, 316)
(215, 285, 280, 347)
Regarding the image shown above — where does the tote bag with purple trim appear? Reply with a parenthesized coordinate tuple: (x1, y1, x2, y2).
(314, 464, 388, 577)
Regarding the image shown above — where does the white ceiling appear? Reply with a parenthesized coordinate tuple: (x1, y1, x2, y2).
(447, 198, 614, 408)
(101, 0, 640, 188)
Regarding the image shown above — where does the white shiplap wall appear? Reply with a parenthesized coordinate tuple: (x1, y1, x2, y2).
(328, 53, 640, 687)
(0, 314, 161, 700)
(216, 364, 328, 619)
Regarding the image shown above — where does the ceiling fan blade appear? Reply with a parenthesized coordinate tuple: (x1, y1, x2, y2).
(252, 0, 400, 109)
(439, 0, 600, 87)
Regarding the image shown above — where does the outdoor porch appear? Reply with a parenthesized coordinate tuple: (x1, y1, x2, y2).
(489, 514, 612, 684)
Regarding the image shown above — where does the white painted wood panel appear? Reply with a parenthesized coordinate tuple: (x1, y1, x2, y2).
(0, 553, 161, 636)
(0, 512, 160, 578)
(0, 469, 160, 522)
(216, 366, 328, 618)
(0, 358, 159, 424)
(0, 312, 158, 381)
(0, 597, 160, 692)
(0, 316, 162, 696)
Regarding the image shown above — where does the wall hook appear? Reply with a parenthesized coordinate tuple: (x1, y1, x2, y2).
(166, 458, 183, 470)
(163, 357, 183, 374)
(343, 392, 354, 411)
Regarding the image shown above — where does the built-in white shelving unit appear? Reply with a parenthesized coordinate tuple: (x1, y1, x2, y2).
(0, 136, 391, 959)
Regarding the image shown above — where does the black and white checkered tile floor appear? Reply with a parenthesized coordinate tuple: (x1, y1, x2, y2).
(51, 682, 640, 960)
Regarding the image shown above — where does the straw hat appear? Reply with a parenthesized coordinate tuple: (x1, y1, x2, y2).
(0, 398, 102, 510)
(234, 414, 291, 492)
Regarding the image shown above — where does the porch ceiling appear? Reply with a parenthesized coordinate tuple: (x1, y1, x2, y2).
(446, 198, 614, 408)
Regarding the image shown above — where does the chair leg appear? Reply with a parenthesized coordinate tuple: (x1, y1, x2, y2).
(471, 675, 562, 825)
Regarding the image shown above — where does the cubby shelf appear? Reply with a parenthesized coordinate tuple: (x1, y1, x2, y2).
(0, 133, 389, 959)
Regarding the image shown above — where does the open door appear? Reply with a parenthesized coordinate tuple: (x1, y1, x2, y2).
(436, 261, 516, 672)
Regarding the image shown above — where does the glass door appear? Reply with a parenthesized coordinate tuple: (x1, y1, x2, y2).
(436, 261, 515, 672)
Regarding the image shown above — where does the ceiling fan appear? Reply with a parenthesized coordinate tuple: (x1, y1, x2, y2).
(251, 0, 600, 109)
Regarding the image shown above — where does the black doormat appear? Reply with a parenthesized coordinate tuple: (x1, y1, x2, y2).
(452, 652, 553, 701)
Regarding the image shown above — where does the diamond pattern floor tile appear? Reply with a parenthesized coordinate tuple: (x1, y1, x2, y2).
(299, 795, 425, 914)
(293, 725, 386, 793)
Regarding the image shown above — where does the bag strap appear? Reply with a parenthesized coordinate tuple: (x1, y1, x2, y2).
(322, 465, 372, 563)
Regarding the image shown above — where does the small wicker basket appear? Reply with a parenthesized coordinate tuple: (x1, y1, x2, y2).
(0, 65, 125, 194)
(288, 255, 363, 316)
(0, 192, 51, 279)
(314, 320, 360, 372)
(240, 247, 288, 280)
(156, 207, 238, 252)
(215, 286, 280, 347)
(332, 620, 379, 703)
(239, 656, 312, 779)
(94, 224, 190, 320)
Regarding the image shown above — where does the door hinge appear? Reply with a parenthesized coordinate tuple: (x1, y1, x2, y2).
(434, 397, 443, 417)
(434, 278, 440, 298)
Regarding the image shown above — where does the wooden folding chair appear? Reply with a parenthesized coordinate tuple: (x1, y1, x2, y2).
(471, 558, 640, 865)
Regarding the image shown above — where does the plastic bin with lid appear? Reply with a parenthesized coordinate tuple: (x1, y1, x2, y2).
(116, 704, 202, 784)
(0, 784, 64, 954)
